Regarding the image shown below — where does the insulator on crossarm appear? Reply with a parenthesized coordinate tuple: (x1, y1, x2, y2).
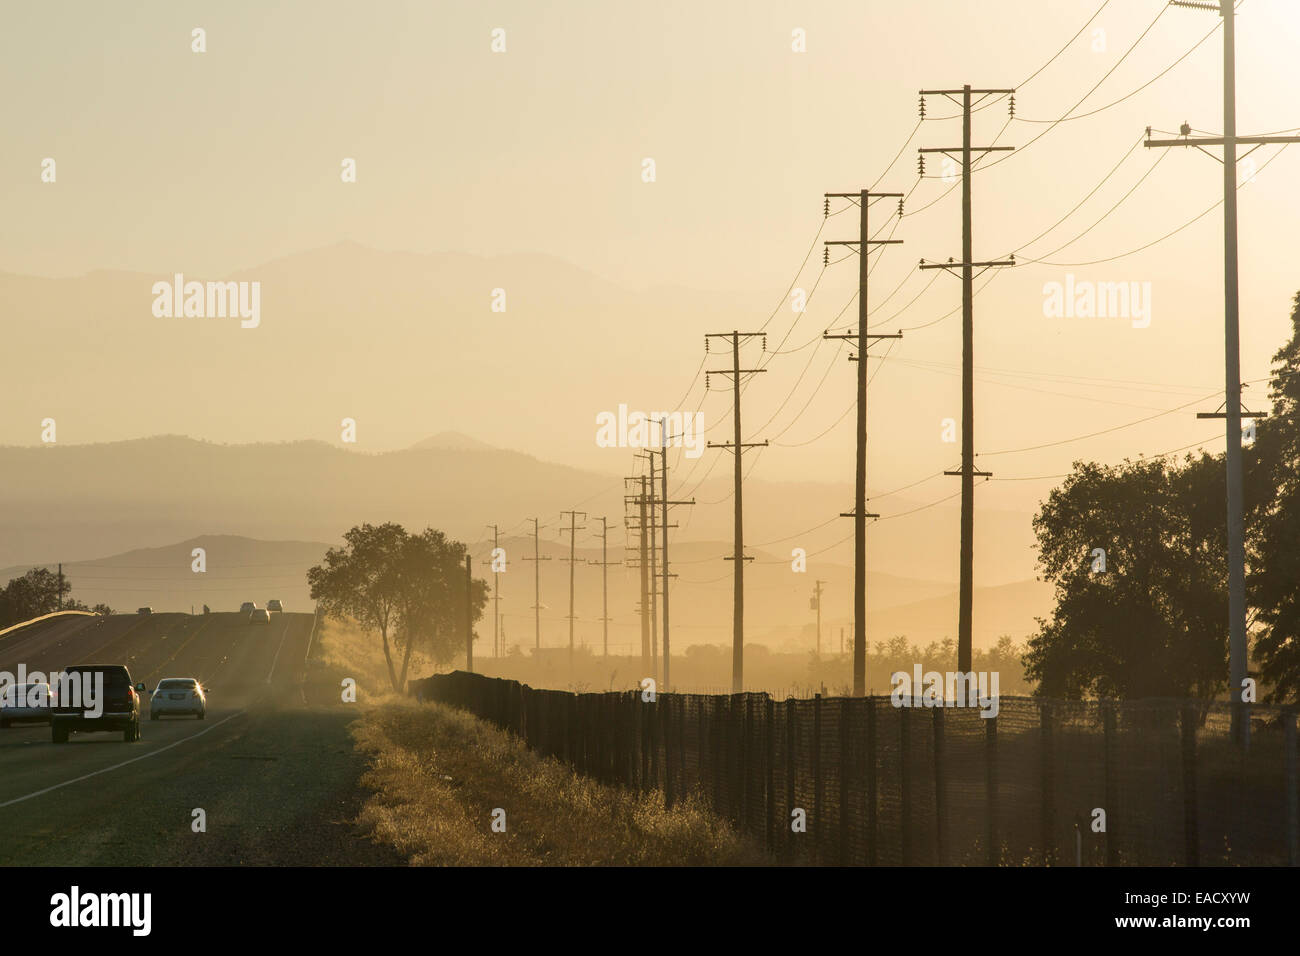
(897, 198, 904, 217)
(918, 154, 925, 176)
(919, 94, 926, 119)
(823, 196, 830, 217)
(705, 337, 709, 353)
(1008, 94, 1015, 117)
(823, 247, 829, 267)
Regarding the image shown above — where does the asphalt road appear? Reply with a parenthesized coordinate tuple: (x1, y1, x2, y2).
(0, 612, 403, 865)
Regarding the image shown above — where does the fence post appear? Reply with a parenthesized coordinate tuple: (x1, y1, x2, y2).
(1041, 700, 1056, 866)
(1181, 702, 1199, 866)
(1286, 709, 1297, 867)
(986, 714, 998, 866)
(649, 698, 661, 793)
(765, 696, 775, 854)
(1103, 700, 1117, 866)
(742, 695, 753, 833)
(900, 703, 911, 866)
(839, 697, 851, 865)
(717, 697, 728, 816)
(664, 695, 675, 811)
(785, 697, 796, 861)
(813, 693, 823, 863)
(933, 705, 946, 867)
(866, 697, 877, 866)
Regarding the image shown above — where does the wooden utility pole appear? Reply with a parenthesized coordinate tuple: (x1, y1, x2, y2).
(654, 432, 695, 691)
(559, 510, 586, 668)
(630, 476, 652, 671)
(824, 188, 904, 695)
(465, 554, 474, 672)
(587, 517, 620, 658)
(706, 330, 768, 692)
(812, 579, 825, 659)
(522, 518, 551, 650)
(642, 453, 659, 675)
(918, 84, 1017, 673)
(482, 524, 501, 657)
(1143, 0, 1299, 747)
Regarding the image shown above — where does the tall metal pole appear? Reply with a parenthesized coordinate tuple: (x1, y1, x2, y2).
(1221, 0, 1247, 747)
(660, 446, 671, 689)
(705, 331, 768, 693)
(1142, 1, 1300, 745)
(824, 190, 904, 694)
(731, 331, 745, 691)
(958, 84, 976, 676)
(465, 554, 473, 672)
(918, 85, 1015, 672)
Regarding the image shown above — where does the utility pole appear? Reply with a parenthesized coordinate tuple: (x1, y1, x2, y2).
(625, 476, 652, 672)
(706, 330, 769, 692)
(522, 518, 551, 651)
(482, 524, 502, 657)
(587, 517, 620, 658)
(654, 428, 695, 691)
(824, 188, 904, 696)
(465, 554, 474, 672)
(639, 452, 660, 676)
(559, 510, 586, 668)
(811, 580, 825, 659)
(918, 84, 1017, 674)
(1144, 0, 1298, 747)
(57, 563, 63, 610)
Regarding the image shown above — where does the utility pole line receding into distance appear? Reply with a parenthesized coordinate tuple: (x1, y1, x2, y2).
(559, 510, 586, 668)
(587, 517, 620, 659)
(918, 83, 1017, 674)
(523, 518, 551, 651)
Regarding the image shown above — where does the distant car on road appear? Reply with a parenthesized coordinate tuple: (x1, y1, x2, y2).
(137, 607, 153, 615)
(266, 599, 283, 613)
(51, 665, 143, 743)
(150, 677, 206, 720)
(0, 682, 53, 728)
(239, 602, 258, 615)
(248, 608, 271, 625)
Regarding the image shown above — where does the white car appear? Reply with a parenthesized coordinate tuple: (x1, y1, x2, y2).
(0, 682, 53, 727)
(266, 599, 283, 613)
(150, 678, 206, 720)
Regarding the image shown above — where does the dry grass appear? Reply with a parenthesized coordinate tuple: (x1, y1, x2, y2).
(351, 700, 771, 866)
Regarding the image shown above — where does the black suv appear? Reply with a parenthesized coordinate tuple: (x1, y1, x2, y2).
(51, 664, 144, 743)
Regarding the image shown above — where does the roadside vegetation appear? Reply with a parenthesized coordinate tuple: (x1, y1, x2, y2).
(352, 700, 769, 866)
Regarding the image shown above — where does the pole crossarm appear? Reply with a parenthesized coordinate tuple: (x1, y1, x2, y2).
(944, 468, 993, 478)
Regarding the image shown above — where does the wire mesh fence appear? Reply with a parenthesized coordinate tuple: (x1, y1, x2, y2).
(412, 671, 1300, 866)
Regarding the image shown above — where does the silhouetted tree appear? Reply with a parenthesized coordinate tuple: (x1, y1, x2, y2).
(1024, 454, 1228, 699)
(1245, 292, 1300, 703)
(307, 522, 487, 693)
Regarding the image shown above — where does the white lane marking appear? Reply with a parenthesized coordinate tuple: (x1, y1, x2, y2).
(265, 617, 290, 684)
(0, 710, 246, 810)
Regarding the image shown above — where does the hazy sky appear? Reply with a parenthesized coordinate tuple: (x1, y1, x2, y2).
(3, 0, 1300, 526)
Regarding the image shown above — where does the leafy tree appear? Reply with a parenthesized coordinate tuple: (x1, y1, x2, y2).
(307, 522, 487, 693)
(1024, 454, 1228, 699)
(0, 567, 72, 627)
(1245, 292, 1300, 702)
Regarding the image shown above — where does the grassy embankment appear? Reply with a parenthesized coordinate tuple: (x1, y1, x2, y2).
(317, 617, 768, 865)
